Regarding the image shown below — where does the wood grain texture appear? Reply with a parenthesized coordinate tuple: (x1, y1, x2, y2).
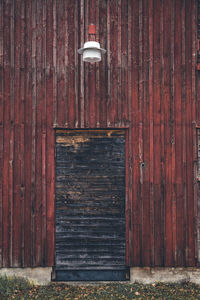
(55, 130, 126, 270)
(196, 0, 200, 265)
(0, 0, 3, 267)
(3, 0, 11, 267)
(24, 0, 32, 267)
(46, 0, 55, 266)
(0, 0, 199, 268)
(13, 0, 21, 267)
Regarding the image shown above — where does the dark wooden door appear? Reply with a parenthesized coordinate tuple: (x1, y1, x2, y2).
(54, 130, 128, 281)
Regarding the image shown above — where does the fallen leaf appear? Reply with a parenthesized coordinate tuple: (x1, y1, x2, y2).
(135, 291, 140, 295)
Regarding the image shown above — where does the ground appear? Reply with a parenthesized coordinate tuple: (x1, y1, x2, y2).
(1, 276, 200, 299)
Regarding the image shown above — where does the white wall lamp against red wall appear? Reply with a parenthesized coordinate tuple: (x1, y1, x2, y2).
(78, 24, 106, 63)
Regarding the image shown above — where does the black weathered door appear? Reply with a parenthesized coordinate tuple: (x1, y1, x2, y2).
(54, 130, 128, 281)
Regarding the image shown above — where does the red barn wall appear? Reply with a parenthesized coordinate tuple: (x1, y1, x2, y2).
(0, 0, 199, 268)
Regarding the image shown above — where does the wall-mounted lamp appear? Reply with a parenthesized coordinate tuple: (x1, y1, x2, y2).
(78, 24, 106, 63)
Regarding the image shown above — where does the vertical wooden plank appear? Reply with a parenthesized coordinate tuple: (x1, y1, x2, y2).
(80, 0, 85, 128)
(130, 0, 140, 266)
(160, 0, 165, 267)
(0, 0, 3, 267)
(191, 0, 196, 265)
(31, 0, 37, 266)
(191, 0, 197, 126)
(185, 0, 192, 266)
(127, 0, 133, 265)
(9, 0, 14, 267)
(74, 0, 79, 128)
(149, 0, 154, 266)
(106, 0, 111, 127)
(181, 0, 187, 267)
(163, 0, 173, 267)
(142, 0, 151, 266)
(185, 0, 195, 266)
(174, 0, 184, 266)
(41, 0, 47, 266)
(127, 0, 132, 266)
(68, 1, 76, 128)
(34, 0, 42, 266)
(13, 0, 21, 267)
(20, 0, 25, 267)
(88, 0, 96, 128)
(110, 0, 118, 126)
(2, 0, 11, 267)
(64, 0, 69, 127)
(198, 8, 200, 126)
(125, 128, 130, 265)
(117, 0, 122, 125)
(84, 0, 89, 127)
(99, 0, 107, 127)
(191, 0, 197, 265)
(197, 0, 200, 123)
(168, 0, 176, 266)
(138, 0, 144, 266)
(153, 0, 162, 266)
(196, 0, 200, 263)
(194, 0, 200, 264)
(170, 0, 176, 267)
(121, 0, 128, 125)
(42, 131, 46, 266)
(121, 0, 129, 265)
(53, 0, 57, 127)
(24, 0, 32, 267)
(56, 0, 66, 127)
(95, 0, 100, 127)
(46, 0, 55, 266)
(35, 0, 43, 266)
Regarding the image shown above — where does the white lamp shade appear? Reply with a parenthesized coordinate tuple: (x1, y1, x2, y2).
(83, 48, 101, 62)
(78, 41, 106, 63)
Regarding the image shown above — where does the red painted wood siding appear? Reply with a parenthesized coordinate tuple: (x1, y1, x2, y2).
(0, 0, 199, 267)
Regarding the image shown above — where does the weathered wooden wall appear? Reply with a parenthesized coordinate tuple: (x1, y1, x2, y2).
(0, 0, 199, 267)
(55, 130, 126, 273)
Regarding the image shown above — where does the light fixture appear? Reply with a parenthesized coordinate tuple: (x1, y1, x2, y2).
(78, 24, 106, 63)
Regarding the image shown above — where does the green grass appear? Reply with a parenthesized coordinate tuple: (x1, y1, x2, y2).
(1, 276, 200, 299)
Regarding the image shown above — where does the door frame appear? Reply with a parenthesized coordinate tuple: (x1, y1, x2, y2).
(52, 127, 130, 281)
